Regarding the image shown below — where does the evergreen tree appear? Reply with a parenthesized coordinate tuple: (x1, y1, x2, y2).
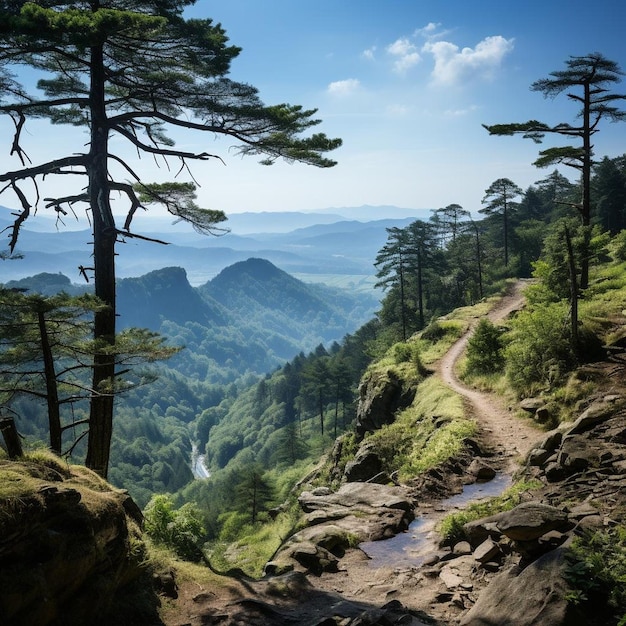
(533, 169, 578, 221)
(431, 203, 470, 246)
(301, 356, 331, 436)
(480, 178, 523, 267)
(593, 155, 626, 233)
(405, 219, 438, 329)
(484, 53, 626, 288)
(235, 464, 274, 524)
(0, 288, 179, 456)
(0, 1, 340, 477)
(375, 227, 411, 341)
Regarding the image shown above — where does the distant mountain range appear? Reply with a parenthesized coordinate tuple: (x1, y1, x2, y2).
(0, 205, 431, 288)
(8, 258, 380, 381)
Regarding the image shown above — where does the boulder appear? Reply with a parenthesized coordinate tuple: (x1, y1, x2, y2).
(527, 447, 552, 466)
(473, 538, 502, 564)
(355, 369, 415, 437)
(467, 460, 497, 481)
(495, 502, 570, 541)
(557, 436, 599, 474)
(299, 482, 413, 516)
(343, 444, 386, 483)
(519, 398, 546, 413)
(0, 460, 149, 626)
(463, 517, 503, 547)
(540, 430, 563, 453)
(459, 548, 587, 626)
(566, 401, 615, 435)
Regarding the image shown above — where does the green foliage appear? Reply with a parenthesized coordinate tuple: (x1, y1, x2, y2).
(465, 319, 505, 376)
(234, 464, 275, 524)
(143, 494, 205, 562)
(613, 230, 626, 261)
(366, 376, 475, 481)
(391, 341, 424, 373)
(565, 526, 626, 620)
(504, 302, 574, 395)
(439, 480, 541, 545)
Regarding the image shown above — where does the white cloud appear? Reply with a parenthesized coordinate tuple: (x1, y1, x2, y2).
(386, 37, 421, 73)
(422, 35, 514, 86)
(362, 46, 376, 61)
(327, 78, 361, 96)
(443, 105, 480, 117)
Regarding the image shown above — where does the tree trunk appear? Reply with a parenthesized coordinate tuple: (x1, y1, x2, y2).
(503, 192, 509, 267)
(473, 221, 484, 300)
(417, 246, 424, 329)
(37, 310, 62, 454)
(0, 415, 23, 459)
(580, 80, 592, 290)
(85, 42, 116, 479)
(564, 225, 579, 355)
(399, 257, 407, 341)
(318, 388, 324, 436)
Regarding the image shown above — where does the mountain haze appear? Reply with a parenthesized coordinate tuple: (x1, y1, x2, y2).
(1, 205, 426, 288)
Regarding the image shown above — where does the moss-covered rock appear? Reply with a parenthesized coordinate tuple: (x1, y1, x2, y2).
(0, 454, 153, 626)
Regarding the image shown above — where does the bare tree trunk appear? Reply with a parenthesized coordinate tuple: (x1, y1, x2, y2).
(0, 415, 23, 459)
(85, 42, 116, 479)
(564, 225, 579, 355)
(37, 310, 62, 453)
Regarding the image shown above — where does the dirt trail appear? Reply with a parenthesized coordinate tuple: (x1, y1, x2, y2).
(310, 282, 547, 623)
(162, 282, 547, 626)
(438, 280, 543, 471)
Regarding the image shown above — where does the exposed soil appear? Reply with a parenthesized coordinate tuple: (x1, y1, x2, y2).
(310, 281, 547, 624)
(158, 282, 548, 626)
(438, 279, 543, 472)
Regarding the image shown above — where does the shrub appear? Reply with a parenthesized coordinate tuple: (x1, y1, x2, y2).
(465, 319, 505, 375)
(565, 526, 626, 622)
(504, 302, 574, 395)
(612, 229, 626, 261)
(144, 494, 205, 561)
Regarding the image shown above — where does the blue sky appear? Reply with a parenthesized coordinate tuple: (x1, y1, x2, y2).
(2, 0, 626, 225)
(185, 0, 626, 217)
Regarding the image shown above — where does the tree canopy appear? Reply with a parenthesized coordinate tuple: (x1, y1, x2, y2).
(0, 0, 341, 477)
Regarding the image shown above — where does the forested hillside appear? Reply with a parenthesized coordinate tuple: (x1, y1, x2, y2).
(142, 148, 626, 562)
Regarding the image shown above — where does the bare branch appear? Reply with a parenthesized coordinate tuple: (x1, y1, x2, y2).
(112, 124, 222, 161)
(116, 229, 169, 245)
(0, 155, 87, 183)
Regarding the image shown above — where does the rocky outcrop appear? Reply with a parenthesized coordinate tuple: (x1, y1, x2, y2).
(0, 457, 152, 626)
(442, 394, 626, 625)
(355, 369, 416, 437)
(266, 482, 415, 577)
(525, 395, 626, 487)
(459, 548, 587, 626)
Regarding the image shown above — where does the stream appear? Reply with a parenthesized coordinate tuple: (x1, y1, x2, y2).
(360, 473, 512, 568)
(190, 443, 211, 479)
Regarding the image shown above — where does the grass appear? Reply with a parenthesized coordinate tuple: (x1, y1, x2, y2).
(438, 479, 542, 545)
(367, 375, 476, 481)
(208, 504, 302, 577)
(564, 526, 626, 623)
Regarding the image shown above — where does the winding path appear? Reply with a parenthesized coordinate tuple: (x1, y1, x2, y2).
(438, 280, 543, 472)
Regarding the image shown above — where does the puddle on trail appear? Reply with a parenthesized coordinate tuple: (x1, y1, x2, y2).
(360, 473, 512, 568)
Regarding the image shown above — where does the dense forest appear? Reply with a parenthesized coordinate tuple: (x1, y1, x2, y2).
(4, 150, 626, 528)
(2, 35, 626, 589)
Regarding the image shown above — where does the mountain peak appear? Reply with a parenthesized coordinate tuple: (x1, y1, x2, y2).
(210, 257, 286, 284)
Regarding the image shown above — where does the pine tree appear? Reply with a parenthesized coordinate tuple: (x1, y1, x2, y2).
(484, 53, 626, 288)
(0, 1, 340, 476)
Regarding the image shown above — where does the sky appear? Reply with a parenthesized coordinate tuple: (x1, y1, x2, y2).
(2, 0, 626, 226)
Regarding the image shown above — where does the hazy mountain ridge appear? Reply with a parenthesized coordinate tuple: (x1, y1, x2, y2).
(0, 205, 427, 286)
(6, 258, 378, 382)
